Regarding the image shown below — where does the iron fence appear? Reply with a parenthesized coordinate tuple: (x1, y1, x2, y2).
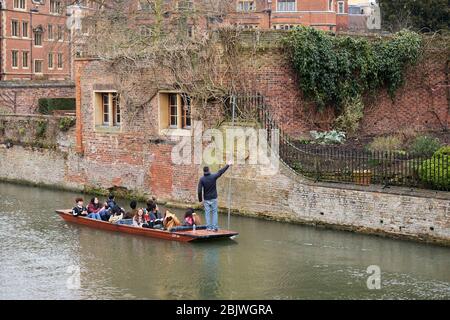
(228, 93, 449, 192)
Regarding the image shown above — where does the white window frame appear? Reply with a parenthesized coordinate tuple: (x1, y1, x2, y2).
(57, 25, 64, 41)
(13, 0, 26, 10)
(22, 21, 29, 38)
(57, 53, 63, 69)
(338, 1, 345, 14)
(34, 32, 43, 47)
(11, 20, 20, 37)
(159, 91, 193, 136)
(48, 24, 54, 40)
(276, 0, 296, 12)
(237, 0, 256, 12)
(50, 0, 62, 15)
(11, 50, 19, 69)
(48, 53, 54, 70)
(22, 51, 29, 69)
(34, 59, 43, 74)
(94, 91, 121, 131)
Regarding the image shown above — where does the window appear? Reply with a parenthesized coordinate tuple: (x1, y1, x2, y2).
(12, 21, 20, 37)
(34, 60, 43, 74)
(238, 24, 259, 30)
(13, 0, 26, 10)
(12, 51, 19, 68)
(22, 21, 29, 38)
(338, 1, 345, 14)
(50, 0, 62, 14)
(57, 25, 64, 41)
(48, 25, 54, 40)
(169, 93, 178, 128)
(57, 53, 63, 69)
(95, 92, 121, 129)
(277, 0, 296, 12)
(22, 51, 29, 68)
(237, 1, 255, 12)
(159, 92, 193, 133)
(328, 0, 334, 11)
(48, 53, 54, 69)
(34, 32, 42, 46)
(273, 24, 299, 30)
(181, 94, 191, 129)
(178, 0, 194, 10)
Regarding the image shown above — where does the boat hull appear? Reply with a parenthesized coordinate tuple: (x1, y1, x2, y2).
(56, 210, 238, 243)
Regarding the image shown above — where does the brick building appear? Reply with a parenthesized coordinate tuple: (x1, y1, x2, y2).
(0, 0, 71, 80)
(230, 0, 349, 31)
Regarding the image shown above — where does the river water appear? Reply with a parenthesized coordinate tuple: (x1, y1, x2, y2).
(0, 182, 449, 300)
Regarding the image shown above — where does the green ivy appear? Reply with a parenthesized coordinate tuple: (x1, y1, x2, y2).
(59, 117, 76, 132)
(284, 27, 422, 112)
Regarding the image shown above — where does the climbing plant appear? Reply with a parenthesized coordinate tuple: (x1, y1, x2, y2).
(284, 27, 422, 114)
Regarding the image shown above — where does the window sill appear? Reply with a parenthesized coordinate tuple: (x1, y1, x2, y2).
(160, 128, 192, 137)
(94, 125, 121, 134)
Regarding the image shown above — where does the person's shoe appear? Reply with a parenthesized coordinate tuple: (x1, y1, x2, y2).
(213, 228, 218, 232)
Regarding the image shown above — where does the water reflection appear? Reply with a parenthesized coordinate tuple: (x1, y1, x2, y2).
(0, 182, 449, 300)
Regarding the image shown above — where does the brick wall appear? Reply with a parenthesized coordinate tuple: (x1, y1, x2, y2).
(236, 34, 449, 137)
(0, 81, 75, 114)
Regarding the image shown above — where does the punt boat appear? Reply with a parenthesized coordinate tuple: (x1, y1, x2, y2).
(56, 210, 239, 243)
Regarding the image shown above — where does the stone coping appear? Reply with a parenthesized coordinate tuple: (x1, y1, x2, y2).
(0, 81, 75, 89)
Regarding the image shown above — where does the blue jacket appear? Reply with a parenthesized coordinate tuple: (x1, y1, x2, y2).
(198, 165, 230, 202)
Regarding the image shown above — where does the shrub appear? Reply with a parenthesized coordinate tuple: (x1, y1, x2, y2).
(418, 146, 450, 189)
(367, 135, 403, 152)
(59, 117, 76, 132)
(38, 98, 75, 115)
(35, 120, 48, 139)
(333, 96, 364, 135)
(310, 130, 346, 144)
(409, 135, 441, 157)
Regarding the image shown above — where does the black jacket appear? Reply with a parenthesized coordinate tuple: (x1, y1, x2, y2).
(198, 165, 230, 202)
(72, 205, 87, 217)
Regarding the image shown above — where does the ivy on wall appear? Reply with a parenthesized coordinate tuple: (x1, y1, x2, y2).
(284, 27, 422, 115)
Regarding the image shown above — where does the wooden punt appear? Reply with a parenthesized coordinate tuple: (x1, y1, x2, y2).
(56, 210, 239, 243)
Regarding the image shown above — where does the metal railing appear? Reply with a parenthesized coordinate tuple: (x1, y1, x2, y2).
(227, 93, 449, 191)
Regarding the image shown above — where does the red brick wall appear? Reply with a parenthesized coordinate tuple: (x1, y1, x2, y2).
(0, 0, 71, 80)
(0, 81, 75, 114)
(242, 47, 449, 137)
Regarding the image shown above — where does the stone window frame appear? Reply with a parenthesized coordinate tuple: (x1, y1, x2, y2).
(11, 20, 20, 37)
(276, 0, 297, 13)
(93, 90, 122, 133)
(11, 50, 19, 69)
(57, 52, 63, 69)
(13, 0, 27, 11)
(237, 0, 256, 12)
(22, 21, 29, 38)
(337, 1, 345, 14)
(22, 51, 29, 69)
(158, 91, 193, 137)
(34, 59, 43, 74)
(48, 52, 54, 70)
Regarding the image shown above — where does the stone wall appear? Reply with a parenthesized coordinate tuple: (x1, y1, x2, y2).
(217, 162, 450, 246)
(0, 81, 75, 114)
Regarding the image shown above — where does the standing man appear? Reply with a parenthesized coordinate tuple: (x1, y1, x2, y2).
(198, 163, 231, 231)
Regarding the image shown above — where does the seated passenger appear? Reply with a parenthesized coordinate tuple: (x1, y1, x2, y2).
(133, 208, 146, 228)
(145, 200, 163, 226)
(107, 194, 125, 215)
(86, 197, 102, 220)
(72, 197, 88, 217)
(183, 208, 202, 227)
(109, 206, 123, 224)
(98, 202, 111, 221)
(124, 200, 138, 220)
(163, 210, 181, 230)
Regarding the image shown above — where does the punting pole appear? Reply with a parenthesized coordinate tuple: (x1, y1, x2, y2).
(226, 95, 236, 230)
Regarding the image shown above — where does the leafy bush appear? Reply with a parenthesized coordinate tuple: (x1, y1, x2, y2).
(419, 146, 450, 189)
(310, 130, 346, 144)
(284, 27, 422, 111)
(38, 98, 75, 115)
(333, 96, 364, 135)
(409, 135, 441, 156)
(59, 117, 76, 132)
(35, 120, 48, 139)
(367, 135, 403, 152)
